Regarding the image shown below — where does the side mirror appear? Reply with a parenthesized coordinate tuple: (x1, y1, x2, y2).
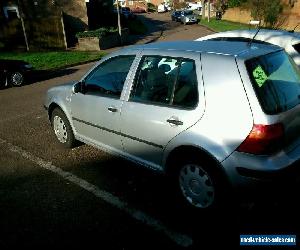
(72, 81, 83, 94)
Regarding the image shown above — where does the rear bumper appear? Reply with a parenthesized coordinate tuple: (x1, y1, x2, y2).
(221, 143, 300, 188)
(236, 160, 300, 181)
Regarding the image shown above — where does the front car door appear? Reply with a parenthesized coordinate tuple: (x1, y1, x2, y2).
(120, 50, 205, 169)
(70, 53, 137, 152)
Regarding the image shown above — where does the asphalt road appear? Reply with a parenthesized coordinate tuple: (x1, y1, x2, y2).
(0, 13, 299, 249)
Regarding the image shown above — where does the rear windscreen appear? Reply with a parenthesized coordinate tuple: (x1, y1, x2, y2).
(246, 50, 300, 114)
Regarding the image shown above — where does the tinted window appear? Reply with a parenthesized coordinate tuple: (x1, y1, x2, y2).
(293, 43, 300, 54)
(85, 56, 135, 98)
(246, 51, 300, 114)
(173, 61, 198, 108)
(184, 10, 193, 15)
(130, 56, 198, 108)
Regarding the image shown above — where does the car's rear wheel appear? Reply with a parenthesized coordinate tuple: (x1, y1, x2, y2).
(9, 71, 24, 86)
(51, 108, 75, 148)
(172, 156, 228, 210)
(179, 163, 216, 208)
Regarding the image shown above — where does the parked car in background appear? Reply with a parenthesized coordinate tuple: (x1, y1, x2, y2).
(180, 10, 198, 25)
(131, 6, 146, 13)
(112, 7, 135, 19)
(0, 59, 33, 87)
(171, 10, 182, 22)
(196, 29, 300, 67)
(157, 4, 167, 13)
(187, 2, 202, 11)
(121, 7, 135, 19)
(45, 40, 300, 210)
(158, 2, 171, 13)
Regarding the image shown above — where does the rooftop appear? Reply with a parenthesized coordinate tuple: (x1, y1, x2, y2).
(127, 40, 281, 57)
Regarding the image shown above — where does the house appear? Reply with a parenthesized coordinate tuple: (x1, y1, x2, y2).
(115, 0, 148, 12)
(0, 0, 115, 50)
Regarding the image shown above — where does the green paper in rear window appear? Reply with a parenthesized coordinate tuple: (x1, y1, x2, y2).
(246, 50, 300, 114)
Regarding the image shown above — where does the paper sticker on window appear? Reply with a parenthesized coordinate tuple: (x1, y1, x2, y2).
(253, 65, 268, 87)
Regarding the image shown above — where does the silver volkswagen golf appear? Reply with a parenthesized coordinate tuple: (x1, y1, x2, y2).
(44, 41, 300, 210)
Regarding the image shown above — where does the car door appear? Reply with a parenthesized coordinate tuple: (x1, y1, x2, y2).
(70, 54, 136, 152)
(120, 51, 205, 168)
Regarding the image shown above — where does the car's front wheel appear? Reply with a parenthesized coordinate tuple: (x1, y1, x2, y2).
(9, 71, 24, 86)
(51, 108, 75, 148)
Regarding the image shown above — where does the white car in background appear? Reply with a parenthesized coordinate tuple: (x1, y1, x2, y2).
(158, 3, 171, 13)
(196, 29, 300, 67)
(187, 2, 202, 11)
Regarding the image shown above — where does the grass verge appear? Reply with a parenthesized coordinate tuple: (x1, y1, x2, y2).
(199, 19, 252, 32)
(0, 51, 106, 70)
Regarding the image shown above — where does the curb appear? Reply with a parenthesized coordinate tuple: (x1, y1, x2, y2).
(198, 23, 217, 33)
(33, 59, 99, 80)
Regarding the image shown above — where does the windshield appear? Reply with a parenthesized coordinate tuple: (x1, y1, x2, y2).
(184, 10, 193, 15)
(246, 50, 300, 114)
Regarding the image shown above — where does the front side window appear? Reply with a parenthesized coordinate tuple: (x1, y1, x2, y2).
(246, 50, 300, 114)
(130, 56, 198, 108)
(84, 55, 135, 98)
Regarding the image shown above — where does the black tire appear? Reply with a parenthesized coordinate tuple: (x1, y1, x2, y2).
(171, 155, 229, 211)
(8, 71, 24, 87)
(51, 108, 76, 148)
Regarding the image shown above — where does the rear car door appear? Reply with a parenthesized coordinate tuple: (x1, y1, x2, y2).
(120, 51, 205, 167)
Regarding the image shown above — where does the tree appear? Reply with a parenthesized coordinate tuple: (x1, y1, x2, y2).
(245, 0, 284, 28)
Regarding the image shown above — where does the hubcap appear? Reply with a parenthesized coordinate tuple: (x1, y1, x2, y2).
(11, 72, 23, 86)
(53, 116, 68, 143)
(179, 164, 215, 208)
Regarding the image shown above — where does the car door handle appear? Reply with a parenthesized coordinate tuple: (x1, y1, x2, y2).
(108, 107, 118, 112)
(167, 118, 183, 126)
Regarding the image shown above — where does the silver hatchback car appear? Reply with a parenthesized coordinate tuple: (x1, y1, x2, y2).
(44, 41, 300, 210)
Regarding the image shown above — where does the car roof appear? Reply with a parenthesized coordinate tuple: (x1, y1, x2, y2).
(196, 29, 300, 45)
(123, 40, 282, 59)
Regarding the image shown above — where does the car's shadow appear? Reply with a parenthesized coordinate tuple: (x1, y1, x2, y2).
(29, 68, 79, 85)
(62, 150, 300, 249)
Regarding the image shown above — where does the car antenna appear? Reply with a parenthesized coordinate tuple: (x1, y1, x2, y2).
(248, 20, 261, 47)
(289, 23, 300, 33)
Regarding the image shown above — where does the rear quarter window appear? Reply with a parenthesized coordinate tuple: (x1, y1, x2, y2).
(293, 43, 300, 53)
(246, 50, 300, 114)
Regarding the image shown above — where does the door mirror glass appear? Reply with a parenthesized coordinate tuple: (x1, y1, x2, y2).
(72, 81, 82, 94)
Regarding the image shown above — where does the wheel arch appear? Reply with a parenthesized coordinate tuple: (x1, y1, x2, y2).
(47, 102, 76, 135)
(164, 145, 230, 184)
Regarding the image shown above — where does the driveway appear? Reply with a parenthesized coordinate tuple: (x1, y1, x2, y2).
(119, 12, 214, 47)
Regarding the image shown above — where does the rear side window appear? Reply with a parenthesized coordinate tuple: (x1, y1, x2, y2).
(246, 50, 300, 114)
(293, 43, 300, 53)
(130, 56, 198, 109)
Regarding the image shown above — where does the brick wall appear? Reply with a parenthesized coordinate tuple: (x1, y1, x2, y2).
(60, 0, 88, 25)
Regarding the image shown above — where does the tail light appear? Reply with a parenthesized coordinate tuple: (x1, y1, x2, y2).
(237, 123, 284, 155)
